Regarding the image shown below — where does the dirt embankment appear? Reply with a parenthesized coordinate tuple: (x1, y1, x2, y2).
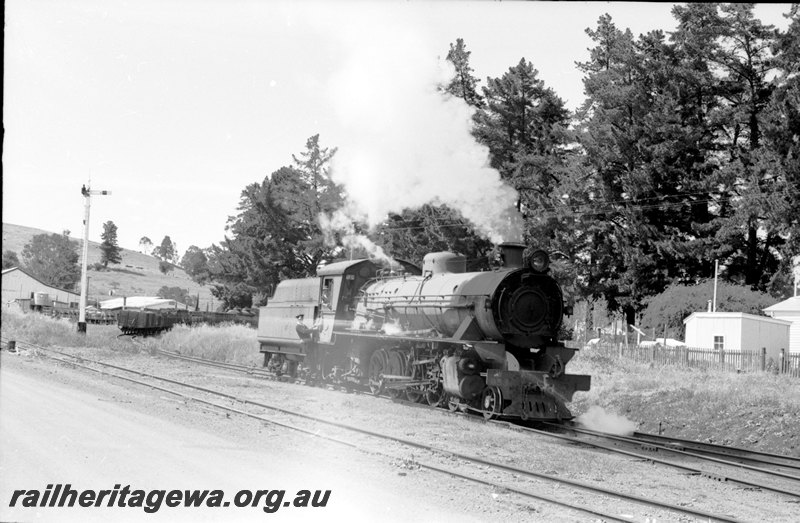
(568, 352, 800, 457)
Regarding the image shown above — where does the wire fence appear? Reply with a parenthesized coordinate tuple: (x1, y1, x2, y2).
(581, 342, 800, 378)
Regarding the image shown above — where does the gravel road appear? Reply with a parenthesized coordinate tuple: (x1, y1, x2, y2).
(0, 355, 487, 522)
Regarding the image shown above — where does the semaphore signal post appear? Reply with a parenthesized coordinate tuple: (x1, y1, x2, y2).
(78, 183, 111, 334)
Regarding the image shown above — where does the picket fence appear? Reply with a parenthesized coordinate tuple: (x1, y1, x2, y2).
(582, 343, 800, 378)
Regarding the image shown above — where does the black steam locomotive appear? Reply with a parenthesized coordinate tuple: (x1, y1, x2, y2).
(256, 243, 590, 421)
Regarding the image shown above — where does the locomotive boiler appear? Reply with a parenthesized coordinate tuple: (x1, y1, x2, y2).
(257, 243, 590, 421)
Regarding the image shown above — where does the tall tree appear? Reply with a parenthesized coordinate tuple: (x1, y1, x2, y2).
(139, 236, 153, 255)
(572, 6, 793, 323)
(758, 4, 800, 296)
(217, 174, 305, 291)
(473, 59, 571, 188)
(278, 135, 345, 274)
(99, 221, 122, 268)
(21, 232, 81, 290)
(703, 4, 782, 289)
(153, 236, 177, 263)
(575, 12, 736, 322)
(207, 136, 346, 308)
(180, 246, 210, 284)
(443, 38, 484, 108)
(472, 56, 578, 301)
(472, 57, 573, 249)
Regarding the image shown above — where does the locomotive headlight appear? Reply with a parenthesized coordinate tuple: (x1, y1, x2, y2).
(530, 250, 550, 272)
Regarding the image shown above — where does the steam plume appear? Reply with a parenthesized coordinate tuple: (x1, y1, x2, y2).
(318, 208, 397, 266)
(321, 17, 522, 246)
(575, 405, 638, 436)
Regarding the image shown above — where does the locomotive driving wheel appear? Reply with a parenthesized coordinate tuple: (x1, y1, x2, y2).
(481, 385, 504, 420)
(405, 385, 424, 403)
(368, 349, 389, 395)
(447, 395, 460, 412)
(425, 383, 445, 407)
(404, 355, 425, 403)
(387, 350, 407, 399)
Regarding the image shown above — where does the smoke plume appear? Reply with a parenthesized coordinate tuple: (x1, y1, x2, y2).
(575, 405, 638, 436)
(319, 15, 522, 247)
(318, 208, 398, 266)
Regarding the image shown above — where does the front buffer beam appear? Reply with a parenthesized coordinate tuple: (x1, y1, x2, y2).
(486, 369, 591, 421)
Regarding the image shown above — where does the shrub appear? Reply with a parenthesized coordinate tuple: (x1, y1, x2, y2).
(640, 280, 776, 339)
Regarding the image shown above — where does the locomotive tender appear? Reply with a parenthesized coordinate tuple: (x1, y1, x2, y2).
(257, 243, 590, 421)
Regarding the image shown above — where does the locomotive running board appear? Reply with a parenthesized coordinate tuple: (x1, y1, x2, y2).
(339, 331, 498, 346)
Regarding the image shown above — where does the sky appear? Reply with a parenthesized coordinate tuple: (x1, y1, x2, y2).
(4, 1, 794, 258)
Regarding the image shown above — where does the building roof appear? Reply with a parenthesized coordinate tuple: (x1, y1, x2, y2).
(763, 296, 800, 314)
(683, 311, 792, 326)
(1, 266, 80, 297)
(99, 296, 189, 310)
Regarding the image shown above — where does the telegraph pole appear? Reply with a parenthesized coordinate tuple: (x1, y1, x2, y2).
(78, 183, 111, 334)
(712, 259, 719, 313)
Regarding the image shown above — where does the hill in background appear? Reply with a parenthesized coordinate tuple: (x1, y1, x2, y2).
(3, 223, 220, 311)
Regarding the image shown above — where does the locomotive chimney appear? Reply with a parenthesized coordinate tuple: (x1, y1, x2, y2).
(496, 243, 525, 268)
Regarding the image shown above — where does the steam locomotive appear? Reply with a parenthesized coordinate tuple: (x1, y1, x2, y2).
(256, 243, 590, 421)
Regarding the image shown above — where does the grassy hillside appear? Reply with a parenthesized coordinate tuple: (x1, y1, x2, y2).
(3, 223, 219, 310)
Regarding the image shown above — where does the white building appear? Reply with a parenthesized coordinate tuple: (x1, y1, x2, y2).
(683, 312, 790, 362)
(763, 296, 800, 354)
(1, 267, 80, 307)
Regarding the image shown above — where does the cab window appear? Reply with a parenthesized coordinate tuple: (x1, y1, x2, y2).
(321, 278, 334, 310)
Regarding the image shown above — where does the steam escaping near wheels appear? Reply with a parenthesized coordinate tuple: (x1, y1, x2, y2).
(575, 405, 638, 436)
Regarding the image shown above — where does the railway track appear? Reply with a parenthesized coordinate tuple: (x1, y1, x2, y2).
(148, 348, 800, 494)
(2, 338, 762, 522)
(632, 430, 800, 471)
(150, 346, 800, 499)
(540, 422, 800, 486)
(531, 423, 800, 498)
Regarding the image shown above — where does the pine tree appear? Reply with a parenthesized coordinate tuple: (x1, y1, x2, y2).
(279, 135, 344, 274)
(100, 221, 122, 268)
(699, 4, 782, 289)
(576, 15, 706, 322)
(756, 4, 800, 296)
(443, 38, 484, 108)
